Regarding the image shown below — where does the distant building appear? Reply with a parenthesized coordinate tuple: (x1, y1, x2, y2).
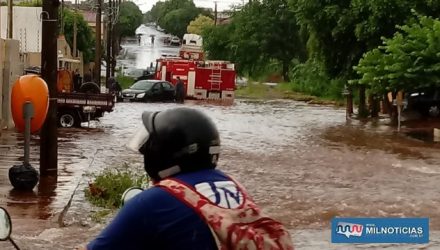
(79, 10, 105, 40)
(217, 11, 232, 24)
(199, 8, 233, 25)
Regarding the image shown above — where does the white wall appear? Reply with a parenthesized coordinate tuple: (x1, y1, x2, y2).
(0, 6, 42, 53)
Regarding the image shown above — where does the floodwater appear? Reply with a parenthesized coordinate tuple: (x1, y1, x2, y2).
(118, 25, 180, 71)
(1, 100, 439, 249)
(1, 25, 440, 249)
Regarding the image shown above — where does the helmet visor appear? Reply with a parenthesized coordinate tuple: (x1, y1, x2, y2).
(127, 125, 150, 153)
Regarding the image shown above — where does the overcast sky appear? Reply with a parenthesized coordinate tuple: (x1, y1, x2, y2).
(132, 0, 245, 13)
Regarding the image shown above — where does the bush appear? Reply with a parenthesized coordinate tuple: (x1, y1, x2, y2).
(288, 59, 345, 100)
(116, 74, 135, 90)
(289, 59, 328, 95)
(85, 165, 147, 209)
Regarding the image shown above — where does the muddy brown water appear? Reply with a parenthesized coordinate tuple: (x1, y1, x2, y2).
(0, 99, 439, 249)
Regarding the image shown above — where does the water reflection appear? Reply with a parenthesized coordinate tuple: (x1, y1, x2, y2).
(119, 26, 180, 71)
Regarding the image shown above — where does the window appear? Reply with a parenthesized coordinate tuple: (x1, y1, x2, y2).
(131, 80, 155, 90)
(162, 82, 174, 90)
(152, 83, 161, 91)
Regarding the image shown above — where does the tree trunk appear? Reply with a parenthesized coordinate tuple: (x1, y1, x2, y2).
(390, 92, 398, 125)
(346, 86, 353, 115)
(282, 60, 290, 82)
(382, 92, 398, 124)
(358, 85, 368, 118)
(382, 93, 390, 115)
(369, 94, 380, 118)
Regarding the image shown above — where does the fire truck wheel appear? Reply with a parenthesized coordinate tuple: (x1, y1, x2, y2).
(58, 111, 81, 128)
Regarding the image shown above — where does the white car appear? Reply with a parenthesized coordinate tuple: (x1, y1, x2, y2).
(170, 37, 181, 46)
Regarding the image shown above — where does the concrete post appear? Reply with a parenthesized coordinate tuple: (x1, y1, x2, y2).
(1, 39, 21, 129)
(0, 40, 3, 126)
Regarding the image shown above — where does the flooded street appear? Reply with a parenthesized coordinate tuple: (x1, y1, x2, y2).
(118, 24, 180, 70)
(1, 100, 439, 249)
(0, 26, 439, 249)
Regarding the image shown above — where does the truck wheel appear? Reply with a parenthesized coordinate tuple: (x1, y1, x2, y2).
(59, 111, 81, 128)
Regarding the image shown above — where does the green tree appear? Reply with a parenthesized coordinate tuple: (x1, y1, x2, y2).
(187, 15, 214, 35)
(62, 9, 96, 62)
(291, 0, 362, 78)
(257, 0, 306, 81)
(291, 0, 440, 78)
(114, 1, 143, 42)
(202, 24, 235, 61)
(204, 0, 305, 80)
(147, 0, 206, 37)
(291, 0, 440, 115)
(145, 1, 167, 23)
(157, 0, 197, 17)
(353, 15, 440, 94)
(161, 8, 199, 38)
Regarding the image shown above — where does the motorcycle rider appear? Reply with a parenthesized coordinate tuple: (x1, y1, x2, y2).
(80, 107, 292, 250)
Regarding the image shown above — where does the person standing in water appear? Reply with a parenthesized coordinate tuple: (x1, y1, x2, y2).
(175, 77, 185, 104)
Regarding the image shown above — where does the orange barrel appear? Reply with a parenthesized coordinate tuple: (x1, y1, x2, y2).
(11, 75, 49, 133)
(57, 69, 73, 93)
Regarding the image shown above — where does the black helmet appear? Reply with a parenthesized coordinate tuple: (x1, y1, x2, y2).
(128, 108, 221, 180)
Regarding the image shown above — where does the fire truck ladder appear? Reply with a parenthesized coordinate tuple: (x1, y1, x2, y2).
(209, 64, 223, 91)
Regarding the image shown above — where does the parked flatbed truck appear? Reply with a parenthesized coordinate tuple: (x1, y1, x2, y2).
(57, 91, 115, 128)
(24, 67, 115, 128)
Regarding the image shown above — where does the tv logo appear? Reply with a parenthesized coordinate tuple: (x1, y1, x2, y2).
(336, 222, 364, 238)
(332, 218, 429, 243)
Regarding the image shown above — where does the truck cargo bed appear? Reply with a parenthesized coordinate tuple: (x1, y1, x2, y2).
(57, 92, 115, 112)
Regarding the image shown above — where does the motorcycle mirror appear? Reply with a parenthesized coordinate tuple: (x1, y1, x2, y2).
(121, 187, 143, 206)
(0, 207, 12, 241)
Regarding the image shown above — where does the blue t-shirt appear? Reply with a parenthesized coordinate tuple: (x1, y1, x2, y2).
(87, 169, 241, 250)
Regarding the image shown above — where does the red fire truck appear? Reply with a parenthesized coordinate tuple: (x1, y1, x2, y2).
(155, 34, 236, 100)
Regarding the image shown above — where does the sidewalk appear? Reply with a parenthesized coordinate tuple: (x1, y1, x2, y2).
(0, 129, 99, 249)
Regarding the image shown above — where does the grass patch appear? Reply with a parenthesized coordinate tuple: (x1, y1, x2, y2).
(236, 82, 344, 106)
(90, 209, 113, 223)
(85, 164, 147, 209)
(235, 83, 283, 99)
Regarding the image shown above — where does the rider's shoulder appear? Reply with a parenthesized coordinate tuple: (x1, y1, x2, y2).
(140, 185, 171, 198)
(173, 169, 231, 185)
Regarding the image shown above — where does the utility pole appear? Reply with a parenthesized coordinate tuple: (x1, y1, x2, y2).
(105, 0, 112, 84)
(7, 0, 12, 38)
(73, 14, 77, 57)
(40, 0, 59, 176)
(94, 0, 102, 85)
(60, 0, 64, 34)
(214, 1, 218, 26)
(73, 0, 78, 57)
(111, 0, 121, 77)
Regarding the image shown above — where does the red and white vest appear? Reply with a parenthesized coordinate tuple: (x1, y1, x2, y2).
(157, 177, 294, 250)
